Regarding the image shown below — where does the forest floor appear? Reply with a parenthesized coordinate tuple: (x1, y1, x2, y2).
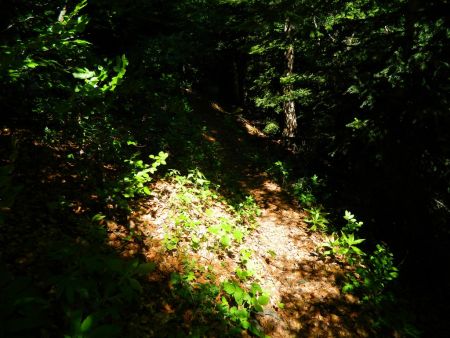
(116, 96, 377, 337)
(0, 94, 382, 337)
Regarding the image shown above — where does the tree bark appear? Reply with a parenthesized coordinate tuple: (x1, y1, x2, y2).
(282, 17, 297, 143)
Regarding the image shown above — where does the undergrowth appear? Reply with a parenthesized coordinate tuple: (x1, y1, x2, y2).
(154, 168, 269, 336)
(285, 172, 419, 336)
(162, 169, 260, 254)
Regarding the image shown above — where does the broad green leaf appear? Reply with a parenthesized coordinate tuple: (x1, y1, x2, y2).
(229, 306, 238, 315)
(251, 283, 263, 295)
(128, 278, 142, 293)
(257, 294, 270, 306)
(221, 296, 229, 308)
(223, 282, 236, 295)
(254, 304, 263, 313)
(233, 287, 244, 304)
(92, 214, 105, 222)
(233, 229, 244, 242)
(342, 283, 354, 293)
(220, 235, 231, 247)
(80, 314, 93, 333)
(73, 69, 95, 79)
(351, 246, 364, 255)
(208, 225, 221, 235)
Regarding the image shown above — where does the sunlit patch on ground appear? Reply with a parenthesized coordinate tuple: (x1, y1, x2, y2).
(117, 166, 373, 337)
(1, 96, 379, 337)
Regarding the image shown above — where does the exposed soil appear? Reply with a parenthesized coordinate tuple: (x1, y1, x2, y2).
(1, 95, 378, 337)
(121, 97, 376, 337)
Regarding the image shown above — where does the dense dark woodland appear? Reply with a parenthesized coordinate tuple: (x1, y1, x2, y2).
(1, 0, 449, 337)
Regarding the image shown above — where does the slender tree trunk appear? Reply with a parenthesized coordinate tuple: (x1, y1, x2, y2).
(282, 17, 297, 143)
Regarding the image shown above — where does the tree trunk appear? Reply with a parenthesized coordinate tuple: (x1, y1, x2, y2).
(282, 17, 297, 143)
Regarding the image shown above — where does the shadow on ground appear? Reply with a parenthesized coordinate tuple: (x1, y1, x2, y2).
(0, 94, 389, 337)
(0, 130, 237, 337)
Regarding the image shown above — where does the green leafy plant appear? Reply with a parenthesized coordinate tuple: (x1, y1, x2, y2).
(235, 195, 261, 228)
(167, 264, 269, 337)
(169, 169, 218, 207)
(220, 280, 270, 336)
(163, 233, 180, 251)
(304, 207, 329, 232)
(46, 245, 156, 337)
(119, 151, 168, 198)
(73, 54, 129, 94)
(236, 248, 255, 281)
(342, 210, 364, 233)
(291, 175, 321, 207)
(208, 217, 245, 250)
(163, 170, 259, 255)
(320, 210, 364, 264)
(322, 232, 365, 265)
(343, 244, 399, 303)
(267, 160, 290, 186)
(319, 212, 399, 307)
(166, 212, 202, 251)
(263, 120, 280, 136)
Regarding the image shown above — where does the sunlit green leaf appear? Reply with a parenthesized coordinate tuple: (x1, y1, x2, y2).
(80, 314, 93, 333)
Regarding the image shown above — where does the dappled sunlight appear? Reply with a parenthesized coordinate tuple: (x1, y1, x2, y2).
(210, 101, 228, 114)
(117, 132, 375, 338)
(209, 100, 267, 139)
(2, 0, 446, 335)
(1, 93, 386, 337)
(239, 118, 267, 138)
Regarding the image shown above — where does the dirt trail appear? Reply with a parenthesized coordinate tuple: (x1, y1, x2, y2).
(240, 175, 367, 337)
(199, 99, 370, 338)
(130, 97, 373, 337)
(193, 98, 372, 337)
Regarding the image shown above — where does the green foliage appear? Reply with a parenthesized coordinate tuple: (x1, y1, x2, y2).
(117, 151, 168, 199)
(0, 243, 157, 338)
(207, 216, 245, 250)
(73, 55, 129, 94)
(304, 207, 329, 232)
(346, 118, 370, 131)
(167, 261, 269, 337)
(49, 247, 155, 307)
(0, 266, 50, 337)
(0, 0, 443, 335)
(292, 175, 321, 207)
(343, 244, 399, 304)
(234, 195, 261, 229)
(162, 170, 260, 253)
(342, 210, 364, 233)
(1, 1, 89, 82)
(320, 211, 365, 264)
(262, 120, 280, 136)
(220, 280, 269, 336)
(267, 160, 290, 186)
(236, 248, 255, 281)
(319, 211, 399, 305)
(322, 232, 365, 265)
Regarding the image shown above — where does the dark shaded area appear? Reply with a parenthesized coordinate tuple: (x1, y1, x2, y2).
(0, 110, 260, 337)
